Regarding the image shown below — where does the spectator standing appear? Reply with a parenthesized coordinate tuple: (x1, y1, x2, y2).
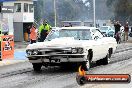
(114, 21, 121, 43)
(124, 22, 129, 41)
(39, 20, 51, 42)
(24, 26, 31, 42)
(30, 24, 37, 44)
(114, 21, 121, 35)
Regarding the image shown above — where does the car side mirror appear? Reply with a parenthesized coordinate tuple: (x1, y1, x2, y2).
(102, 34, 106, 37)
(94, 36, 99, 40)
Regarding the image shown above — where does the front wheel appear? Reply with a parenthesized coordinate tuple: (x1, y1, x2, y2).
(82, 54, 91, 71)
(32, 63, 42, 71)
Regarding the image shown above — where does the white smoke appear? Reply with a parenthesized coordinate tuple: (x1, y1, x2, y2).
(85, 2, 90, 7)
(82, 0, 87, 3)
(82, 0, 91, 7)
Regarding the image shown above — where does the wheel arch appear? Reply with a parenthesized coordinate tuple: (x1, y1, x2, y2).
(109, 47, 113, 54)
(88, 49, 93, 61)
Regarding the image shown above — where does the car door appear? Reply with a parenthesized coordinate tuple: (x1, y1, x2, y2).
(93, 29, 109, 61)
(97, 29, 109, 59)
(91, 29, 104, 61)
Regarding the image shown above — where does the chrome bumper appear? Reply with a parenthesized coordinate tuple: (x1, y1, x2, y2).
(26, 54, 87, 63)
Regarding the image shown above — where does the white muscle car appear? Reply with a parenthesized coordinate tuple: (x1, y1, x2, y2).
(26, 26, 117, 71)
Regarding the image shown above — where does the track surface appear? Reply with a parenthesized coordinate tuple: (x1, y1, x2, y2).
(0, 44, 132, 88)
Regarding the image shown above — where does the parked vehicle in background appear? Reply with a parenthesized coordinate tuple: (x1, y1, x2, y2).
(99, 26, 115, 37)
(26, 26, 117, 71)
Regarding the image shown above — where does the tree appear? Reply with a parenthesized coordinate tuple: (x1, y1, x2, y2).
(106, 0, 132, 24)
(34, 0, 44, 26)
(34, 0, 90, 26)
(128, 4, 132, 21)
(34, 0, 113, 26)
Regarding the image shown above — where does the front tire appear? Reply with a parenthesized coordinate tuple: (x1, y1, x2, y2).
(96, 49, 112, 65)
(82, 54, 91, 71)
(32, 63, 42, 71)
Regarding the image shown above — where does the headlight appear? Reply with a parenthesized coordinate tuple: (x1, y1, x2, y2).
(78, 48, 84, 54)
(26, 50, 32, 55)
(26, 50, 39, 55)
(71, 48, 84, 54)
(72, 48, 78, 54)
(33, 50, 38, 55)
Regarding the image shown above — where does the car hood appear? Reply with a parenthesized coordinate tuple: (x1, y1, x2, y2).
(26, 37, 93, 49)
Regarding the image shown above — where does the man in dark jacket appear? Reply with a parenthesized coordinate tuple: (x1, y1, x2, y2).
(114, 21, 121, 35)
(114, 21, 121, 43)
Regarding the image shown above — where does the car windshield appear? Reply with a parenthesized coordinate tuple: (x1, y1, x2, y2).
(100, 27, 108, 31)
(45, 29, 92, 41)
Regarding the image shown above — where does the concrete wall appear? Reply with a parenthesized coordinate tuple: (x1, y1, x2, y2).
(13, 22, 23, 41)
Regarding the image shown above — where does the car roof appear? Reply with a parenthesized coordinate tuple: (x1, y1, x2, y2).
(52, 26, 97, 30)
(52, 26, 98, 31)
(100, 26, 113, 28)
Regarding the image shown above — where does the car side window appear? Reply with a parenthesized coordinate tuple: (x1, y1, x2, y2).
(92, 29, 98, 40)
(46, 30, 59, 41)
(92, 29, 103, 40)
(96, 29, 103, 38)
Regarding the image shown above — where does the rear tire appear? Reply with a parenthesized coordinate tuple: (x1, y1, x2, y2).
(102, 51, 111, 65)
(32, 63, 42, 71)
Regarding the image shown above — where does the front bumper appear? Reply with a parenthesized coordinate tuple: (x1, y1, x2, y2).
(26, 54, 87, 63)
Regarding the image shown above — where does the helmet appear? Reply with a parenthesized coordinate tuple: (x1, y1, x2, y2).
(43, 20, 47, 24)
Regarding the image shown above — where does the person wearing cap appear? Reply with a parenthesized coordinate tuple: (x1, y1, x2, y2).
(39, 20, 51, 42)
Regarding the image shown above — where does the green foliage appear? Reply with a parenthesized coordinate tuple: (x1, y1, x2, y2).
(128, 4, 132, 14)
(34, 0, 91, 27)
(106, 0, 113, 7)
(106, 0, 132, 24)
(34, 0, 114, 26)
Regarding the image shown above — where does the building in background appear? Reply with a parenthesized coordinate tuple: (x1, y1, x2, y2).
(0, 0, 34, 41)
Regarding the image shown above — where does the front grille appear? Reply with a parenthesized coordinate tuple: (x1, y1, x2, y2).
(68, 55, 84, 58)
(45, 50, 72, 54)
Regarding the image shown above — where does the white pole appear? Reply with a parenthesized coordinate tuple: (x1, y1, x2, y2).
(54, 0, 57, 27)
(93, 0, 96, 27)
